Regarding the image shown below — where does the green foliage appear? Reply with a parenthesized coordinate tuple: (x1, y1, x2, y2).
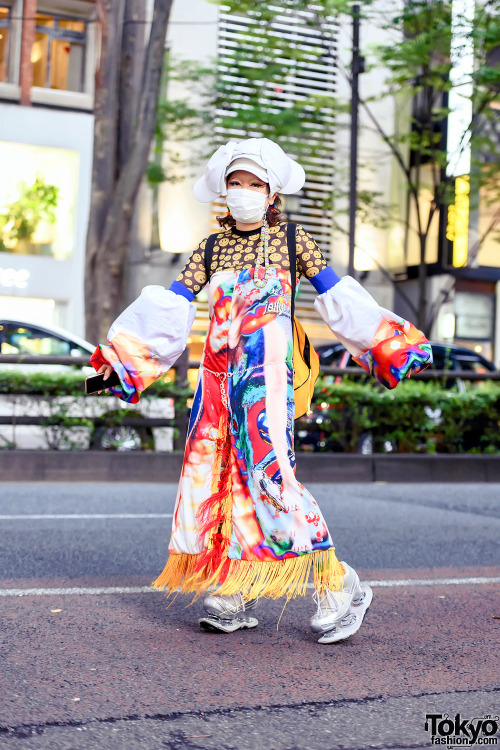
(0, 176, 60, 251)
(0, 370, 192, 400)
(2, 370, 500, 453)
(0, 370, 193, 451)
(147, 58, 215, 186)
(295, 378, 500, 454)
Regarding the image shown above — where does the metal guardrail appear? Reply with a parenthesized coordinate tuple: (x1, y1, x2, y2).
(0, 354, 498, 380)
(0, 354, 94, 366)
(320, 365, 500, 381)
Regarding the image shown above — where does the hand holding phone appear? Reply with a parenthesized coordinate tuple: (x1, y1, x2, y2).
(85, 369, 121, 394)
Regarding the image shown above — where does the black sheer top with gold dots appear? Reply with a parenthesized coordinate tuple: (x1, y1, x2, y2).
(175, 222, 328, 297)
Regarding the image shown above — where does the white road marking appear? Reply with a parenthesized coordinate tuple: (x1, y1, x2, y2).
(0, 576, 499, 598)
(0, 513, 173, 520)
(0, 586, 155, 597)
(355, 576, 500, 588)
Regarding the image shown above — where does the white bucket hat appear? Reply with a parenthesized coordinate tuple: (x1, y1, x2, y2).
(193, 137, 306, 203)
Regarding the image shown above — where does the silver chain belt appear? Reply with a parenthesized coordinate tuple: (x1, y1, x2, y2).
(201, 361, 293, 408)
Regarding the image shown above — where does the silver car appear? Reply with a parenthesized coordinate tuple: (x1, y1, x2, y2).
(0, 319, 173, 451)
(0, 318, 95, 370)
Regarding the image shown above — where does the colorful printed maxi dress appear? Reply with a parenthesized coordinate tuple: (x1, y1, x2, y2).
(91, 222, 432, 603)
(154, 264, 345, 601)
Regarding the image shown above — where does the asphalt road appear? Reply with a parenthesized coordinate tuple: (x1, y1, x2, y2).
(0, 481, 499, 750)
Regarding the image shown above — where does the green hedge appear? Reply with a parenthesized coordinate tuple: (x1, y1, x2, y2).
(0, 370, 192, 401)
(297, 378, 500, 454)
(1, 370, 499, 454)
(0, 371, 193, 451)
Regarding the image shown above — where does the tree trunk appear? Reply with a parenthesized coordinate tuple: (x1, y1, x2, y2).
(85, 0, 173, 344)
(119, 0, 146, 165)
(417, 232, 428, 334)
(85, 0, 122, 344)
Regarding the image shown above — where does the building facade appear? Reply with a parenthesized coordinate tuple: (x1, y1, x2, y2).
(0, 0, 95, 335)
(1, 0, 497, 364)
(130, 0, 399, 363)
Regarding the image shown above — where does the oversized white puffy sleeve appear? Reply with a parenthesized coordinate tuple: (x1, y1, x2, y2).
(90, 285, 196, 403)
(311, 273, 432, 389)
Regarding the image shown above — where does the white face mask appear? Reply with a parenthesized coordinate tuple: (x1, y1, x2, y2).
(226, 189, 268, 223)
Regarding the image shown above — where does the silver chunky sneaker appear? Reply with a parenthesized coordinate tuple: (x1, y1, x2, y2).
(317, 585, 373, 644)
(310, 561, 372, 643)
(199, 592, 258, 633)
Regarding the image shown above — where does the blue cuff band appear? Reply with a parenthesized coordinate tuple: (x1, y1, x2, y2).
(169, 280, 195, 302)
(309, 266, 341, 294)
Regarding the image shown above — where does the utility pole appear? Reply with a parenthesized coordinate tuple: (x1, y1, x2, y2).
(348, 4, 365, 278)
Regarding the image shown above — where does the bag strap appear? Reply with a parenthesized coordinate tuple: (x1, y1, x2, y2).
(287, 221, 312, 370)
(203, 232, 219, 282)
(286, 222, 297, 320)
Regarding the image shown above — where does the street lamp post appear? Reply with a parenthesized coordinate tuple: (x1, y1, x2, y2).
(348, 3, 365, 278)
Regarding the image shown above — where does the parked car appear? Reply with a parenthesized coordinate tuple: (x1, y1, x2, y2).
(295, 341, 497, 453)
(0, 319, 173, 452)
(315, 341, 496, 374)
(0, 319, 95, 370)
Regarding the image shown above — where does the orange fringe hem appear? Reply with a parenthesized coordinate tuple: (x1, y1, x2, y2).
(151, 548, 345, 603)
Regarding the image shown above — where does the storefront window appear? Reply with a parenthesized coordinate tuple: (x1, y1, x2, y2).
(455, 291, 494, 341)
(0, 142, 79, 260)
(477, 181, 500, 268)
(0, 5, 11, 82)
(32, 12, 87, 92)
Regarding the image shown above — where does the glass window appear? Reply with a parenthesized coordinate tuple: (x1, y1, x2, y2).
(32, 12, 87, 92)
(430, 347, 454, 371)
(0, 5, 11, 83)
(0, 141, 79, 260)
(477, 179, 500, 268)
(69, 343, 92, 357)
(454, 355, 490, 373)
(0, 323, 71, 356)
(455, 291, 494, 340)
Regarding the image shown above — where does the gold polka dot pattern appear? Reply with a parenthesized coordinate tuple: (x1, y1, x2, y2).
(175, 222, 328, 295)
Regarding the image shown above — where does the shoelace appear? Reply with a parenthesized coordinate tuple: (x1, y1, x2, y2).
(313, 589, 339, 617)
(216, 592, 245, 614)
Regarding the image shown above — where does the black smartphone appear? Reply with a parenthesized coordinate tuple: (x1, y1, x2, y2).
(85, 371, 121, 394)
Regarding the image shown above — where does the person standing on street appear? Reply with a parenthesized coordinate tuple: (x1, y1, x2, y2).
(90, 138, 432, 643)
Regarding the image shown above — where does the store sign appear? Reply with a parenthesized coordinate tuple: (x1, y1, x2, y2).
(0, 267, 30, 289)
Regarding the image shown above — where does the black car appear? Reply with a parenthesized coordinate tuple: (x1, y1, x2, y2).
(315, 341, 496, 374)
(294, 341, 497, 453)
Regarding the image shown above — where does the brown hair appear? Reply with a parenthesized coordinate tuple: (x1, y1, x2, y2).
(216, 195, 284, 229)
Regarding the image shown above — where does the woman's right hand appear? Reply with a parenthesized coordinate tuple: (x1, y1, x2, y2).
(96, 363, 114, 394)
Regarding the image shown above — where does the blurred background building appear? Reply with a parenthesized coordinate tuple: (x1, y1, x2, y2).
(0, 0, 498, 364)
(0, 0, 95, 333)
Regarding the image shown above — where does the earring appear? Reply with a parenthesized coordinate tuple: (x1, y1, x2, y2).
(225, 206, 231, 216)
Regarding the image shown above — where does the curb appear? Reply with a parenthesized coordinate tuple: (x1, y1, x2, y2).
(1, 451, 500, 482)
